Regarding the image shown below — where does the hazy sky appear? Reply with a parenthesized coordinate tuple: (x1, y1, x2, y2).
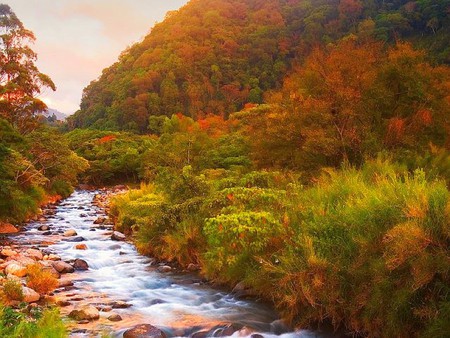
(4, 0, 189, 115)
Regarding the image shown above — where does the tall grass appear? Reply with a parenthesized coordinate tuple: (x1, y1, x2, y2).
(110, 160, 450, 336)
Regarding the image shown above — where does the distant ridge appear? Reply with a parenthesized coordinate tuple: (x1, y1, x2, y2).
(44, 108, 67, 121)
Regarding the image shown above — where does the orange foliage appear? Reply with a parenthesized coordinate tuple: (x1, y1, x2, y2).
(97, 135, 117, 144)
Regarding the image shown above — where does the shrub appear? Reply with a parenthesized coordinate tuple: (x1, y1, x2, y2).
(26, 264, 58, 295)
(2, 279, 24, 302)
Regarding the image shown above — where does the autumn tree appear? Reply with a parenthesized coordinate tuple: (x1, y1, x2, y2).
(0, 4, 55, 133)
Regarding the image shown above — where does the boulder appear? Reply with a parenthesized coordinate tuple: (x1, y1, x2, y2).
(111, 300, 132, 309)
(123, 324, 166, 338)
(22, 287, 40, 303)
(58, 279, 74, 288)
(93, 217, 106, 224)
(47, 254, 61, 261)
(157, 266, 172, 273)
(63, 229, 77, 237)
(12, 255, 35, 267)
(1, 248, 18, 257)
(56, 300, 71, 307)
(69, 305, 100, 321)
(5, 262, 27, 277)
(64, 236, 85, 242)
(0, 223, 18, 234)
(25, 249, 43, 261)
(73, 259, 89, 271)
(52, 261, 74, 274)
(38, 225, 50, 231)
(111, 231, 126, 241)
(107, 313, 122, 322)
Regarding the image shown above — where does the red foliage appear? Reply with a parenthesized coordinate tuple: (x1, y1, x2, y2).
(97, 135, 117, 144)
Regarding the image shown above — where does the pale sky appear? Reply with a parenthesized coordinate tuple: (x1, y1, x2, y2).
(4, 0, 189, 115)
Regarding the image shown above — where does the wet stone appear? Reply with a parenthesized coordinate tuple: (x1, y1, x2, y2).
(56, 300, 71, 307)
(52, 261, 74, 273)
(123, 324, 166, 338)
(107, 313, 122, 322)
(157, 265, 172, 273)
(64, 236, 86, 242)
(73, 258, 89, 270)
(63, 229, 77, 237)
(111, 231, 126, 241)
(38, 225, 50, 231)
(111, 300, 132, 309)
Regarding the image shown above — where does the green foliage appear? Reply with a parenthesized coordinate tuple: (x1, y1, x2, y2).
(0, 119, 87, 223)
(65, 129, 154, 184)
(203, 211, 283, 283)
(0, 305, 66, 338)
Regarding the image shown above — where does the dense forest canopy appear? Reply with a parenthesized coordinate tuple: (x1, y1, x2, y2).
(68, 0, 450, 133)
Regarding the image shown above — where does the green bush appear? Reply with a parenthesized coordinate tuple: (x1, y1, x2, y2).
(0, 306, 66, 338)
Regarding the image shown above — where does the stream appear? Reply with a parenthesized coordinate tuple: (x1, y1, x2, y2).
(13, 190, 332, 338)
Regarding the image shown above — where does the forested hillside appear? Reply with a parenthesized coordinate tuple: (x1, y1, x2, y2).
(68, 0, 450, 132)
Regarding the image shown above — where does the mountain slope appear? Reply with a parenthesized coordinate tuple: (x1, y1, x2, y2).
(68, 0, 450, 133)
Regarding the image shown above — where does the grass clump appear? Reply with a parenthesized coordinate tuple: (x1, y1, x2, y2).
(26, 264, 58, 296)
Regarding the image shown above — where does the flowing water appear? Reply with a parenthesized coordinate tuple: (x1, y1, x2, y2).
(14, 190, 332, 338)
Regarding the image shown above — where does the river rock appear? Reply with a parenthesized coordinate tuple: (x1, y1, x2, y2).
(111, 300, 132, 309)
(74, 244, 88, 250)
(64, 236, 85, 242)
(157, 265, 172, 273)
(111, 231, 126, 241)
(52, 261, 74, 273)
(64, 229, 77, 237)
(11, 255, 35, 267)
(58, 279, 74, 288)
(69, 305, 100, 321)
(107, 313, 122, 322)
(93, 217, 106, 224)
(73, 258, 89, 270)
(0, 223, 18, 234)
(25, 248, 43, 261)
(1, 248, 18, 257)
(47, 254, 61, 261)
(56, 299, 71, 307)
(187, 263, 200, 272)
(123, 324, 166, 338)
(5, 262, 27, 277)
(22, 287, 40, 303)
(38, 225, 50, 231)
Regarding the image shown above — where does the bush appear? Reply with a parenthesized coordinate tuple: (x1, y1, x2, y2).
(26, 264, 58, 295)
(2, 280, 24, 302)
(0, 305, 66, 338)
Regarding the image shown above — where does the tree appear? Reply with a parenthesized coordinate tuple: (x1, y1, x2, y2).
(0, 4, 55, 133)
